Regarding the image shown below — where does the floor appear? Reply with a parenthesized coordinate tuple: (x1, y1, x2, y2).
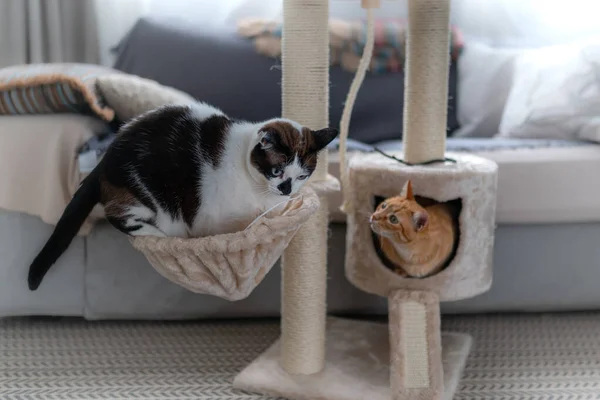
(1, 312, 600, 399)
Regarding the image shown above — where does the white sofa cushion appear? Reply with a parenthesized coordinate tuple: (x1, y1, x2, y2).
(454, 42, 525, 137)
(498, 40, 600, 141)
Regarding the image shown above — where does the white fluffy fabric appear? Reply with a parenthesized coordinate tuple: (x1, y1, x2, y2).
(454, 42, 525, 138)
(498, 39, 600, 141)
(130, 189, 320, 301)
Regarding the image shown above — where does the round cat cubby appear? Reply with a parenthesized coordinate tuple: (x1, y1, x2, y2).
(344, 152, 498, 301)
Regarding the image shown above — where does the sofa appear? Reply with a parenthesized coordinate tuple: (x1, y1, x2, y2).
(2, 16, 600, 319)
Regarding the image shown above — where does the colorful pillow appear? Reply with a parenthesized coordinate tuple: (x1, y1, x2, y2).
(454, 43, 525, 137)
(0, 63, 120, 121)
(238, 18, 464, 75)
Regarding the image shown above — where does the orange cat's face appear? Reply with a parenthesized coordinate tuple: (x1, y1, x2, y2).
(369, 180, 429, 243)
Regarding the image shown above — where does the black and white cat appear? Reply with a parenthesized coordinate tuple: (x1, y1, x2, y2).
(27, 102, 338, 291)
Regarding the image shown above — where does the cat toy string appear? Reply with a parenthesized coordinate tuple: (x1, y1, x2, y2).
(372, 147, 457, 166)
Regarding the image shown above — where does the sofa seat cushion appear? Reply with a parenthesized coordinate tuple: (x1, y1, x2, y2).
(328, 138, 600, 224)
(0, 211, 86, 318)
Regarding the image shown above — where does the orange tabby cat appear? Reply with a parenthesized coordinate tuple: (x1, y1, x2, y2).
(369, 180, 457, 278)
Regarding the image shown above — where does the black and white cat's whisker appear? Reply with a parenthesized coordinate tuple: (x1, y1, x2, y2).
(255, 186, 275, 197)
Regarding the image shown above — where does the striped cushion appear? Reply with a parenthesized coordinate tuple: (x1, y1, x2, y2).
(0, 63, 120, 121)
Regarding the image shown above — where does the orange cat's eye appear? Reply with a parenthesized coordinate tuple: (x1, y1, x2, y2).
(381, 203, 387, 209)
(389, 215, 398, 224)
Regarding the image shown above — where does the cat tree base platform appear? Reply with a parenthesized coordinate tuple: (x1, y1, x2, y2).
(234, 317, 471, 400)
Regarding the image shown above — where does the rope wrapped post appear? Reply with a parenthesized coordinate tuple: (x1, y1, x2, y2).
(280, 0, 330, 375)
(391, 1, 452, 396)
(389, 290, 443, 399)
(402, 0, 451, 164)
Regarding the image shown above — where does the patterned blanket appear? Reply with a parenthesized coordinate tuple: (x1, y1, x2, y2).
(237, 18, 463, 74)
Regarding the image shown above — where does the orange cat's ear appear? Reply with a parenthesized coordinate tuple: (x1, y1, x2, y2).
(413, 211, 428, 232)
(402, 180, 415, 200)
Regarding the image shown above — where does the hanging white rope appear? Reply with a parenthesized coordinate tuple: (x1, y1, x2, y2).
(338, 2, 377, 213)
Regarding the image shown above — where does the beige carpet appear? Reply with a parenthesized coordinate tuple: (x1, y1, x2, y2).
(1, 313, 600, 399)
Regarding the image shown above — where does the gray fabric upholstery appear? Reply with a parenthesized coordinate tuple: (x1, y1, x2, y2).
(85, 222, 600, 317)
(2, 207, 600, 318)
(112, 17, 460, 144)
(444, 222, 600, 313)
(0, 211, 85, 317)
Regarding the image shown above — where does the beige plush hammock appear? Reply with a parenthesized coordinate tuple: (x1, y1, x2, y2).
(130, 187, 322, 301)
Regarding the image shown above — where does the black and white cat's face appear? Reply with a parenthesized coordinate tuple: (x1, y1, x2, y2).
(250, 120, 338, 196)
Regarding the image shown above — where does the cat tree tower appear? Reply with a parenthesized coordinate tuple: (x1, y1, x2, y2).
(234, 0, 498, 399)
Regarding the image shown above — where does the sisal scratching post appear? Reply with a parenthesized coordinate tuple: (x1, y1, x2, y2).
(402, 0, 451, 164)
(278, 0, 330, 375)
(389, 290, 443, 400)
(234, 0, 335, 394)
(281, 201, 328, 374)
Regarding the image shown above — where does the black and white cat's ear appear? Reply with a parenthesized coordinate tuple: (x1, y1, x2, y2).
(310, 127, 339, 152)
(258, 131, 274, 150)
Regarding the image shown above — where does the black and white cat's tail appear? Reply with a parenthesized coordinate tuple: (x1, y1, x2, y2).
(27, 168, 101, 291)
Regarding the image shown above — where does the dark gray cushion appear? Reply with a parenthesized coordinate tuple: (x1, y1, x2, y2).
(113, 17, 459, 144)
